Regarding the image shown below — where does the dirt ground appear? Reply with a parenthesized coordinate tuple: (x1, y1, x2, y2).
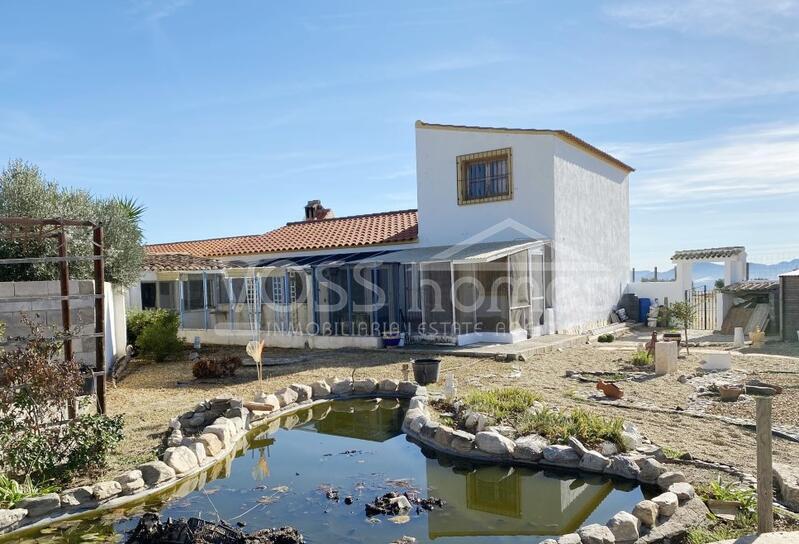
(104, 340, 799, 489)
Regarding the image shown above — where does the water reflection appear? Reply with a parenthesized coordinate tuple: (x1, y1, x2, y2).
(6, 399, 645, 544)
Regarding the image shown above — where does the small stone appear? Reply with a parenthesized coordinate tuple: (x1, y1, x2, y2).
(310, 380, 332, 398)
(620, 422, 642, 450)
(577, 523, 615, 544)
(579, 450, 611, 473)
(632, 499, 658, 527)
(203, 423, 232, 446)
(605, 455, 641, 480)
(92, 481, 122, 501)
(657, 471, 686, 490)
(567, 436, 590, 457)
(169, 417, 181, 430)
(139, 461, 176, 486)
(390, 495, 412, 511)
(607, 510, 639, 542)
(164, 445, 199, 474)
(677, 374, 688, 383)
(0, 509, 27, 534)
(115, 470, 142, 485)
(353, 378, 378, 393)
(651, 491, 678, 516)
(60, 486, 93, 507)
(120, 478, 145, 495)
(331, 378, 353, 396)
(464, 412, 490, 433)
(167, 430, 184, 447)
(408, 396, 427, 411)
(669, 482, 695, 502)
(474, 431, 515, 456)
(198, 433, 224, 456)
(542, 445, 580, 467)
(514, 435, 547, 461)
(598, 441, 619, 456)
(16, 493, 60, 517)
(487, 424, 516, 438)
(191, 442, 207, 465)
(289, 383, 313, 402)
(540, 540, 558, 544)
(557, 534, 581, 544)
(274, 387, 299, 407)
(378, 378, 399, 392)
(397, 381, 417, 395)
(636, 457, 667, 484)
(409, 414, 427, 434)
(229, 397, 244, 409)
(450, 430, 475, 453)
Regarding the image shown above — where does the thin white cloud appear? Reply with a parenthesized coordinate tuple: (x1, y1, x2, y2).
(605, 122, 799, 207)
(127, 0, 192, 22)
(604, 0, 799, 42)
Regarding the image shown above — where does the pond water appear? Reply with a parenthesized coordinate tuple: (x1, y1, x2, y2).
(10, 399, 649, 543)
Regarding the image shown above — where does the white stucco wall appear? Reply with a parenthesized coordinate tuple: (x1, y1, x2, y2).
(551, 139, 630, 333)
(415, 126, 556, 246)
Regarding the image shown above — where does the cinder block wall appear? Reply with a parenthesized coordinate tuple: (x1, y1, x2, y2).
(0, 280, 98, 364)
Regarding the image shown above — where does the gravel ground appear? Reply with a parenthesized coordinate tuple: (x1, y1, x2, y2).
(103, 342, 799, 489)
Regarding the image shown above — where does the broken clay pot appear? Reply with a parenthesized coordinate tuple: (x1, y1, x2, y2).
(596, 380, 624, 399)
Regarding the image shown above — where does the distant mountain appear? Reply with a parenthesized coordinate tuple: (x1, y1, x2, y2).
(633, 258, 799, 288)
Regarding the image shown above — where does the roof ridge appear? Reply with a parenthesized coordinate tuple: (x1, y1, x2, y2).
(146, 232, 264, 248)
(283, 208, 418, 226)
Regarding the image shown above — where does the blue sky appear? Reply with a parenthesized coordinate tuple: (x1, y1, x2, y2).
(1, 1, 798, 268)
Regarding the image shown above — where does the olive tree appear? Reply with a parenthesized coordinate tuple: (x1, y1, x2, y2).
(0, 159, 145, 286)
(669, 301, 696, 354)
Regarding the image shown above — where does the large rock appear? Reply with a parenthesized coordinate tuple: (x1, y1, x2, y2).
(636, 457, 667, 484)
(120, 478, 145, 495)
(408, 414, 427, 434)
(191, 441, 208, 465)
(606, 510, 640, 542)
(668, 482, 695, 502)
(450, 430, 475, 453)
(556, 534, 581, 544)
(434, 426, 455, 448)
(0, 509, 27, 534)
(774, 463, 799, 511)
(116, 470, 142, 485)
(577, 523, 615, 544)
(60, 486, 94, 507)
(203, 423, 232, 446)
(651, 491, 679, 517)
(92, 480, 122, 501)
(420, 421, 440, 441)
(567, 436, 591, 458)
(514, 435, 547, 461)
(378, 379, 399, 393)
(353, 378, 377, 393)
(605, 455, 641, 480)
(310, 380, 331, 398)
(289, 383, 313, 402)
(464, 412, 491, 433)
(579, 450, 611, 473)
(139, 461, 176, 486)
(256, 394, 281, 412)
(637, 497, 710, 544)
(598, 440, 620, 457)
(274, 387, 299, 407)
(16, 493, 60, 517)
(397, 381, 418, 395)
(620, 422, 643, 450)
(198, 433, 224, 456)
(331, 378, 353, 396)
(164, 445, 199, 474)
(474, 431, 515, 457)
(542, 445, 580, 468)
(632, 500, 659, 527)
(657, 471, 686, 490)
(408, 396, 427, 411)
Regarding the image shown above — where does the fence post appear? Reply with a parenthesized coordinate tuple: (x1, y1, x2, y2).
(654, 266, 658, 281)
(756, 396, 774, 533)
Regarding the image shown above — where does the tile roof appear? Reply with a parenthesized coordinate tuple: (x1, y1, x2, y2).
(671, 246, 745, 261)
(720, 280, 779, 293)
(143, 253, 229, 271)
(146, 209, 418, 258)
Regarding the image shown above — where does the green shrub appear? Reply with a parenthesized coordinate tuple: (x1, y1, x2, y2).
(129, 309, 184, 362)
(517, 406, 625, 449)
(631, 350, 653, 367)
(463, 388, 542, 422)
(597, 333, 614, 343)
(0, 474, 57, 509)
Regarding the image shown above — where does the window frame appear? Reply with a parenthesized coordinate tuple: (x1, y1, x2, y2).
(456, 147, 513, 205)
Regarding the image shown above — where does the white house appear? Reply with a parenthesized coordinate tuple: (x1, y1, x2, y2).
(131, 121, 633, 348)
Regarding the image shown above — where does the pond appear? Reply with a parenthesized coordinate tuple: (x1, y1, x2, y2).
(9, 399, 648, 543)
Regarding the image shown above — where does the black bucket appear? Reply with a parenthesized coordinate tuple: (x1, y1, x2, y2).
(412, 358, 441, 385)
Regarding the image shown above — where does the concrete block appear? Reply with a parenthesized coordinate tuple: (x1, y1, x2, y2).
(0, 282, 13, 298)
(655, 341, 678, 375)
(733, 327, 745, 348)
(13, 282, 49, 297)
(78, 280, 95, 295)
(702, 351, 731, 370)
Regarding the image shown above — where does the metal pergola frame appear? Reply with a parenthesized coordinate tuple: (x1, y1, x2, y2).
(0, 217, 106, 414)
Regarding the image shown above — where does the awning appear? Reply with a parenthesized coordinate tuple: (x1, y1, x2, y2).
(355, 239, 546, 265)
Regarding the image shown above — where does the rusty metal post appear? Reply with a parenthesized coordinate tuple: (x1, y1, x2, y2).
(756, 396, 774, 533)
(57, 224, 73, 362)
(93, 225, 106, 414)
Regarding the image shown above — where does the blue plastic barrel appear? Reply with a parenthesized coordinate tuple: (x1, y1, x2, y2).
(638, 298, 652, 323)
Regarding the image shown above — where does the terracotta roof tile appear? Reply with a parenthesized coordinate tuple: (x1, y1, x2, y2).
(143, 253, 229, 271)
(146, 209, 418, 258)
(671, 246, 745, 261)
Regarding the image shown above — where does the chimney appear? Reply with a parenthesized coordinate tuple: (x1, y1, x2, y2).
(303, 200, 333, 221)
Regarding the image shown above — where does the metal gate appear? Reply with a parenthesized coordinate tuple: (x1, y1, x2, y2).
(685, 286, 717, 330)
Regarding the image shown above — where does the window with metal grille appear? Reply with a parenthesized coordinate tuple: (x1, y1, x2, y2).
(456, 148, 513, 205)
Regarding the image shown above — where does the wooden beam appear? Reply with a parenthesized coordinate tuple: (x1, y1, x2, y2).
(756, 396, 774, 533)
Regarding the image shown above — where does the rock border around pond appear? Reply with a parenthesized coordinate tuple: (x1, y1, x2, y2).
(0, 377, 424, 540)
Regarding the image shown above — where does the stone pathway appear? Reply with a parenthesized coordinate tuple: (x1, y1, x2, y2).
(711, 532, 799, 543)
